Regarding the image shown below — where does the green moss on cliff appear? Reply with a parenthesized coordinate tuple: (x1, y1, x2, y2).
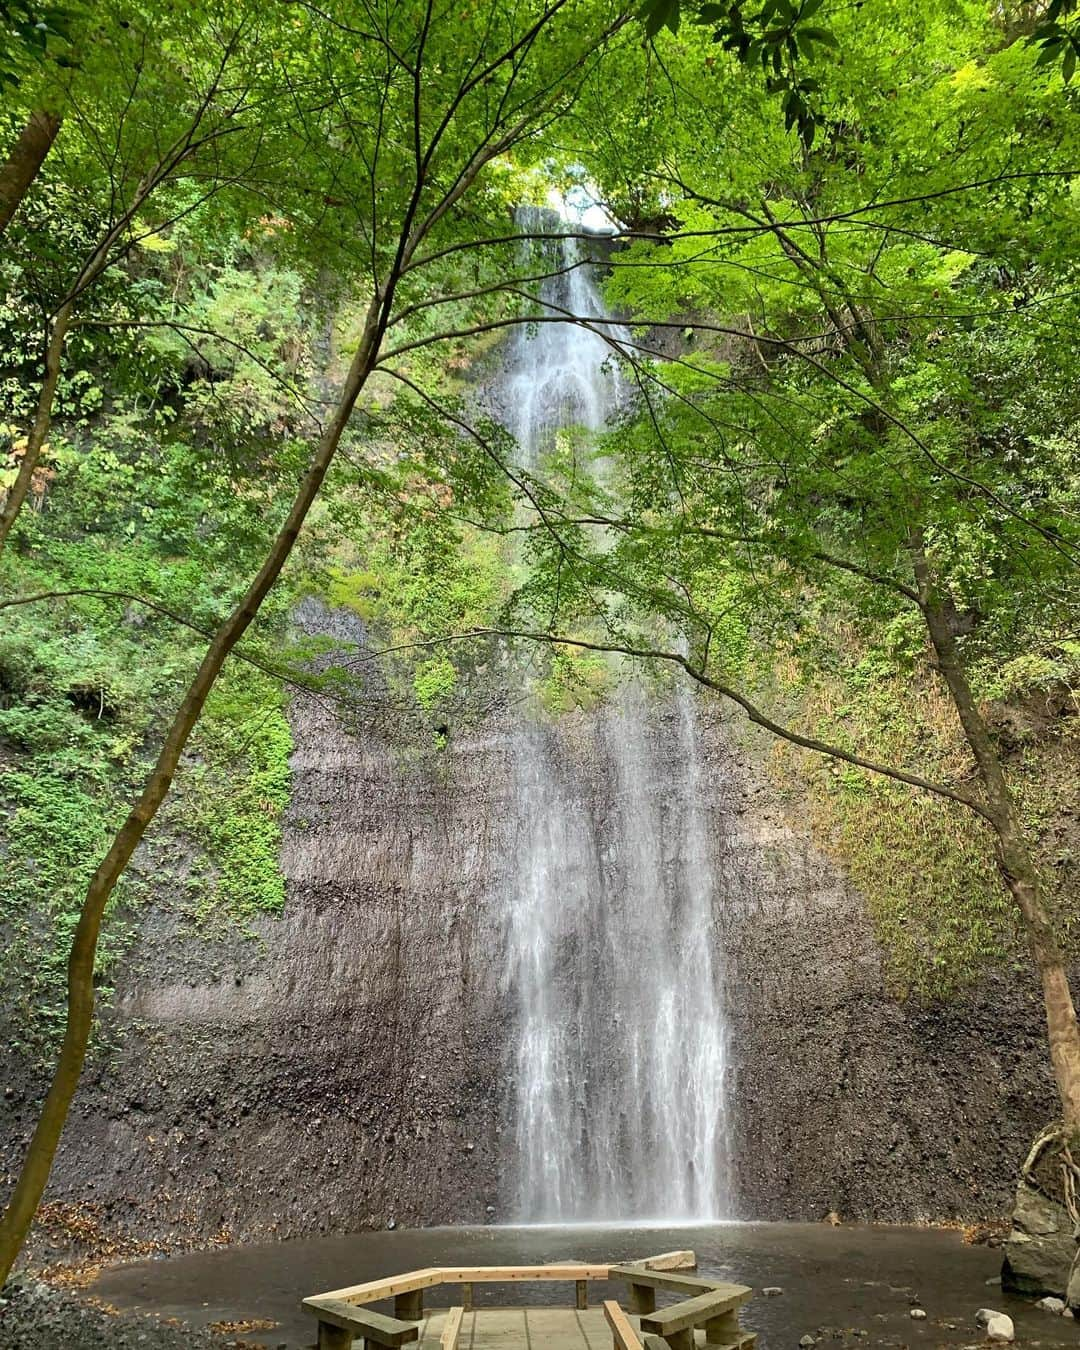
(175, 668, 293, 925)
(765, 625, 1080, 999)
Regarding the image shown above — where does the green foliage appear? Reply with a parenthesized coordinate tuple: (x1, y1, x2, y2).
(179, 668, 292, 925)
(413, 654, 457, 711)
(1029, 0, 1080, 83)
(0, 197, 321, 1045)
(0, 0, 78, 87)
(0, 597, 154, 1057)
(538, 646, 610, 713)
(325, 566, 380, 619)
(639, 0, 838, 145)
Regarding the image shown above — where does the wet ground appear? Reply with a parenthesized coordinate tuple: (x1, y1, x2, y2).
(89, 1223, 1080, 1349)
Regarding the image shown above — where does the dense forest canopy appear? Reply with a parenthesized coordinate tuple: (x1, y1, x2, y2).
(1, 0, 1079, 1282)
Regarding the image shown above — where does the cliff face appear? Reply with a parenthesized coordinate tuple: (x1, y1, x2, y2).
(718, 772, 1052, 1220)
(0, 605, 1057, 1248)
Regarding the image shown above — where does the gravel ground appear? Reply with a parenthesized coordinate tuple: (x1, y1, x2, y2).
(0, 1278, 267, 1350)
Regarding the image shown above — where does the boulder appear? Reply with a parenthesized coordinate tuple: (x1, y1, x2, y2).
(1002, 1180, 1076, 1297)
(986, 1314, 1015, 1342)
(1036, 1296, 1067, 1314)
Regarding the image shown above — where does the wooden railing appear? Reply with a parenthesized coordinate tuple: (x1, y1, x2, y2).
(303, 1249, 756, 1350)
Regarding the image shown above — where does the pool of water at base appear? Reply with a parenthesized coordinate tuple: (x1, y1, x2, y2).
(89, 1222, 1080, 1349)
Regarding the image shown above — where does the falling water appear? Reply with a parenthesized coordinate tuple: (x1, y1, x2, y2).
(500, 207, 731, 1222)
(500, 205, 627, 463)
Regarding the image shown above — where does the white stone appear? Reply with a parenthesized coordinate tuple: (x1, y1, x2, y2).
(1036, 1296, 1066, 1315)
(910, 1309, 927, 1320)
(986, 1314, 1015, 1342)
(763, 1287, 783, 1297)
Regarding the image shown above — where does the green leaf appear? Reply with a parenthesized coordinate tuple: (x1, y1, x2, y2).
(1035, 39, 1065, 66)
(640, 0, 680, 38)
(799, 25, 838, 48)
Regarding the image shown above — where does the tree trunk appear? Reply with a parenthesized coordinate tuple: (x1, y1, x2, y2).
(0, 291, 383, 1288)
(0, 109, 61, 237)
(911, 538, 1080, 1127)
(0, 302, 71, 551)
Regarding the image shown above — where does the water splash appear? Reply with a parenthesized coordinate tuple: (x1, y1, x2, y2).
(500, 210, 731, 1221)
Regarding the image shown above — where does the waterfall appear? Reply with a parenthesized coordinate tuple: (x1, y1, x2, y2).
(500, 204, 627, 464)
(500, 206, 731, 1222)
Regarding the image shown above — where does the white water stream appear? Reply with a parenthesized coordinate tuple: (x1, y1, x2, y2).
(501, 208, 731, 1222)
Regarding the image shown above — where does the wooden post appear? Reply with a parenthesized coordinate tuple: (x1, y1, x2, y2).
(705, 1312, 740, 1345)
(629, 1283, 657, 1315)
(576, 1280, 588, 1310)
(318, 1320, 353, 1349)
(395, 1288, 423, 1320)
(663, 1332, 694, 1350)
(461, 1282, 473, 1311)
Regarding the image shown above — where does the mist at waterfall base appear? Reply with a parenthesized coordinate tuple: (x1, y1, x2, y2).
(497, 207, 731, 1224)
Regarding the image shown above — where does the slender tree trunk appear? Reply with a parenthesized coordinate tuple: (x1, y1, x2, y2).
(0, 110, 61, 237)
(0, 302, 71, 551)
(0, 291, 383, 1288)
(911, 538, 1080, 1127)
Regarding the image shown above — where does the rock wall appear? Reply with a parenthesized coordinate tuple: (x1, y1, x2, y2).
(719, 772, 1055, 1220)
(0, 603, 1059, 1249)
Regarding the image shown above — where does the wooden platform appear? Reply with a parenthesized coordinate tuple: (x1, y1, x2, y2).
(413, 1308, 717, 1347)
(304, 1250, 755, 1349)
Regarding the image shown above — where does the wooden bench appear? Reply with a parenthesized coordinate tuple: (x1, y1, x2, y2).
(302, 1295, 421, 1349)
(608, 1265, 725, 1316)
(440, 1305, 465, 1349)
(604, 1298, 669, 1350)
(639, 1287, 755, 1350)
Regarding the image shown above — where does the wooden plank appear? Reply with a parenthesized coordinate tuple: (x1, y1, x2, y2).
(440, 1306, 465, 1350)
(603, 1299, 643, 1350)
(642, 1339, 670, 1350)
(634, 1251, 697, 1273)
(314, 1263, 612, 1310)
(439, 1265, 611, 1283)
(461, 1283, 473, 1312)
(318, 1267, 445, 1305)
(576, 1280, 589, 1311)
(639, 1288, 752, 1338)
(318, 1323, 353, 1350)
(609, 1268, 728, 1297)
(302, 1297, 420, 1346)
